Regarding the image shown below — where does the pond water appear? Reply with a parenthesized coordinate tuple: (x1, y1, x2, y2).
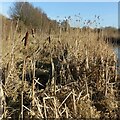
(114, 45, 120, 67)
(114, 46, 120, 56)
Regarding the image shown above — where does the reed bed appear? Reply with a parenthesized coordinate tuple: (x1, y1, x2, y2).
(1, 16, 120, 119)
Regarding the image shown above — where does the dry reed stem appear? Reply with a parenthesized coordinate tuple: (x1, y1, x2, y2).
(21, 57, 26, 119)
(72, 89, 77, 116)
(84, 74, 89, 95)
(0, 83, 5, 119)
(23, 105, 35, 116)
(51, 56, 56, 96)
(58, 91, 72, 109)
(105, 56, 109, 96)
(65, 103, 68, 118)
(114, 55, 117, 82)
(76, 91, 83, 103)
(34, 97, 44, 118)
(43, 97, 47, 118)
(32, 60, 35, 108)
(34, 78, 44, 87)
(60, 105, 66, 116)
(43, 96, 56, 118)
(53, 97, 59, 118)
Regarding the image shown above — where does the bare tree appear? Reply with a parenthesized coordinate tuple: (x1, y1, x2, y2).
(10, 2, 59, 33)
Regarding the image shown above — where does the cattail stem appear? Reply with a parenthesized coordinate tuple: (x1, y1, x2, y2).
(32, 60, 35, 108)
(21, 57, 26, 120)
(105, 56, 109, 96)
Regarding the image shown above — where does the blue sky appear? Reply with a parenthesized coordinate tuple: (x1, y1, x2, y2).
(0, 2, 118, 28)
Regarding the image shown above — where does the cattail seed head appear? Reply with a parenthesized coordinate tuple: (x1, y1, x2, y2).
(24, 31, 29, 47)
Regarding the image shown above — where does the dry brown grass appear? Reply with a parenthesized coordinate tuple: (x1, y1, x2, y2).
(1, 15, 120, 119)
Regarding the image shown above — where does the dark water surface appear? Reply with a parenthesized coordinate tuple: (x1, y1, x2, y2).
(114, 46, 120, 67)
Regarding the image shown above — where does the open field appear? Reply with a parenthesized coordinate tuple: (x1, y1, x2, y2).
(0, 9, 120, 119)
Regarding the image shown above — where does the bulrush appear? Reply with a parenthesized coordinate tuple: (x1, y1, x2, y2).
(22, 31, 29, 47)
(31, 28, 35, 38)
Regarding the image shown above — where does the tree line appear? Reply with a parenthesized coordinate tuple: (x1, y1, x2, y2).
(10, 2, 70, 33)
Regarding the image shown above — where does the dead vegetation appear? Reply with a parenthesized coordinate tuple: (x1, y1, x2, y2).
(0, 13, 120, 119)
